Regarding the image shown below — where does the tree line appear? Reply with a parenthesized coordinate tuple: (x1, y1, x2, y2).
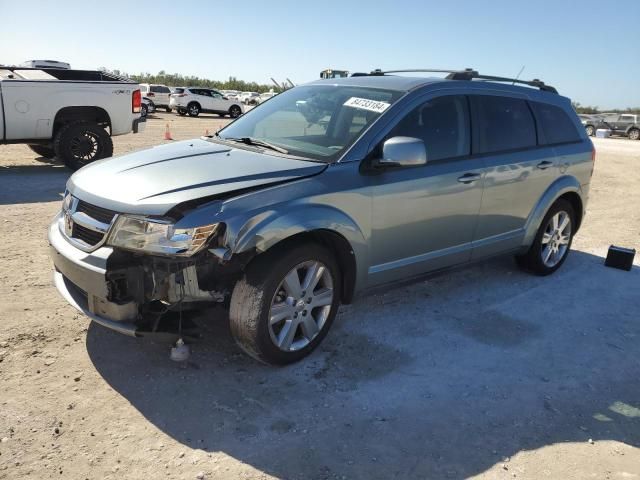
(99, 68, 279, 92)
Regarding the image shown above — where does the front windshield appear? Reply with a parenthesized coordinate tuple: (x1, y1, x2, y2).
(216, 84, 403, 162)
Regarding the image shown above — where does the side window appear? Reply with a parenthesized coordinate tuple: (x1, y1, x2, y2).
(531, 102, 581, 145)
(389, 95, 470, 161)
(158, 86, 170, 93)
(140, 85, 148, 93)
(470, 95, 536, 154)
(150, 85, 160, 93)
(619, 115, 634, 122)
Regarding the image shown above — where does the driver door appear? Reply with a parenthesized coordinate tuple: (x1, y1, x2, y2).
(367, 95, 485, 286)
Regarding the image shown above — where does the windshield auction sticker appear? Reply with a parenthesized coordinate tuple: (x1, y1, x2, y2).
(343, 97, 391, 114)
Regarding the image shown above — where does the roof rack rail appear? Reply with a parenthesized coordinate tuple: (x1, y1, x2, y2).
(351, 68, 558, 94)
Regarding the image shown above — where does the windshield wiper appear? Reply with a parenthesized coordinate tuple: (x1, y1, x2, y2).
(221, 136, 289, 154)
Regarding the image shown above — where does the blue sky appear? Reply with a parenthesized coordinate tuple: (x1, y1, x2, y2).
(1, 0, 638, 109)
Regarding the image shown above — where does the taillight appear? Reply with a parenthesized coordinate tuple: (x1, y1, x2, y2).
(132, 89, 141, 113)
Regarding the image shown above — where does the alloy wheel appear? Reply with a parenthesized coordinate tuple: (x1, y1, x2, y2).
(268, 260, 334, 352)
(541, 211, 572, 268)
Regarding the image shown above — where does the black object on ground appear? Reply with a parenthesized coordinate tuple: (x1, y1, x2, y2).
(605, 245, 636, 271)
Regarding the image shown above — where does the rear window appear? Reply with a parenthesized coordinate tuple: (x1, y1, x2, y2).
(471, 95, 536, 154)
(174, 88, 184, 94)
(150, 85, 170, 93)
(531, 102, 582, 145)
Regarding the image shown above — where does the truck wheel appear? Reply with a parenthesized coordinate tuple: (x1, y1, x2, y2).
(54, 122, 113, 171)
(28, 144, 56, 159)
(187, 103, 200, 117)
(141, 104, 148, 117)
(585, 125, 595, 137)
(628, 128, 640, 140)
(229, 243, 341, 365)
(515, 199, 575, 276)
(229, 105, 242, 118)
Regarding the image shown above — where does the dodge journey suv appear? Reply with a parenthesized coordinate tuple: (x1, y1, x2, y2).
(49, 69, 594, 364)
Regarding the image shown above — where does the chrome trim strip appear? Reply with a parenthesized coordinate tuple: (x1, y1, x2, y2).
(71, 211, 110, 233)
(60, 193, 118, 253)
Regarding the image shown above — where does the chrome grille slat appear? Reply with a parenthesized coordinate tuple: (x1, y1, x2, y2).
(61, 193, 118, 251)
(76, 200, 116, 224)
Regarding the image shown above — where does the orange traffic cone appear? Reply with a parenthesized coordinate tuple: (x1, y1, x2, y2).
(164, 123, 173, 141)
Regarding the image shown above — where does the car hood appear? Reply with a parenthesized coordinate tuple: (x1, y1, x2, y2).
(67, 139, 327, 216)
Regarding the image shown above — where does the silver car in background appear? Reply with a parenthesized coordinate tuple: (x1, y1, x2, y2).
(49, 69, 594, 364)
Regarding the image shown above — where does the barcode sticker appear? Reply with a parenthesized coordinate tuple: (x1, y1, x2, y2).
(343, 97, 390, 114)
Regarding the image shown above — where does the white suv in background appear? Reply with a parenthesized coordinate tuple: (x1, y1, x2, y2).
(170, 87, 244, 118)
(139, 84, 173, 112)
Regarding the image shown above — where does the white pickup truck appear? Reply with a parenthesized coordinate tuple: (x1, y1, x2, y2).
(0, 67, 145, 170)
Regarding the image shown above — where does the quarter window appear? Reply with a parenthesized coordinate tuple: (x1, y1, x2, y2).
(470, 95, 536, 154)
(531, 102, 581, 145)
(389, 95, 470, 161)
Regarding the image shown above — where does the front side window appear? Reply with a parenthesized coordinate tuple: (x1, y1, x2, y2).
(388, 95, 470, 161)
(531, 102, 581, 145)
(217, 85, 403, 162)
(471, 95, 536, 154)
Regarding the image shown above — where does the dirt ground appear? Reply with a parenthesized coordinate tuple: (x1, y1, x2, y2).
(1, 112, 639, 480)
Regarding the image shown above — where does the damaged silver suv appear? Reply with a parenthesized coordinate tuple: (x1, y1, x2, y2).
(49, 69, 594, 364)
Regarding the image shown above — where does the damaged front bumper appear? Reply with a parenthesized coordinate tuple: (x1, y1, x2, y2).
(48, 214, 237, 336)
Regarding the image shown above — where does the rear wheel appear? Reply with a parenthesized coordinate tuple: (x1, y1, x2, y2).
(628, 128, 640, 140)
(516, 199, 575, 275)
(229, 243, 341, 365)
(28, 144, 56, 159)
(53, 122, 113, 171)
(141, 104, 148, 117)
(229, 105, 242, 118)
(187, 103, 200, 117)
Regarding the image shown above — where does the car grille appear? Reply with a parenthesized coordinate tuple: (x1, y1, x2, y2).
(62, 194, 118, 250)
(71, 223, 104, 246)
(76, 200, 117, 224)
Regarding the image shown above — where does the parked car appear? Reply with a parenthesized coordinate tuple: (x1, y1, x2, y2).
(169, 87, 244, 117)
(141, 97, 155, 117)
(49, 69, 593, 364)
(581, 113, 640, 139)
(239, 91, 260, 105)
(256, 91, 277, 104)
(0, 65, 144, 170)
(139, 84, 173, 112)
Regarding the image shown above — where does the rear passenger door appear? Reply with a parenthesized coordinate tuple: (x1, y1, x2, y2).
(470, 94, 557, 259)
(209, 89, 228, 112)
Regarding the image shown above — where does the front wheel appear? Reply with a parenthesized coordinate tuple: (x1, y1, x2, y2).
(628, 128, 640, 140)
(187, 103, 200, 117)
(229, 105, 242, 118)
(229, 243, 341, 365)
(53, 122, 113, 171)
(516, 199, 575, 275)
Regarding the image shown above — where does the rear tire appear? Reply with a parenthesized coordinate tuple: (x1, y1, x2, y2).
(28, 144, 56, 159)
(53, 122, 113, 171)
(628, 128, 640, 140)
(187, 103, 200, 117)
(229, 243, 341, 365)
(515, 199, 575, 276)
(141, 104, 148, 117)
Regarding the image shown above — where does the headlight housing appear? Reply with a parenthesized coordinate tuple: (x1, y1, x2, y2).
(108, 215, 219, 256)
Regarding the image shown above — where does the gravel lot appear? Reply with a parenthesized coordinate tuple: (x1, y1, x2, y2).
(1, 113, 639, 480)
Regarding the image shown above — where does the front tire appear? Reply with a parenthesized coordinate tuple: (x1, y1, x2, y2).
(28, 144, 56, 159)
(628, 128, 640, 140)
(187, 103, 200, 117)
(229, 105, 242, 118)
(516, 199, 575, 275)
(229, 243, 341, 365)
(53, 122, 113, 171)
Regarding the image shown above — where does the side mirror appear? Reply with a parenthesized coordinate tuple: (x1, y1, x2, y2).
(378, 136, 427, 168)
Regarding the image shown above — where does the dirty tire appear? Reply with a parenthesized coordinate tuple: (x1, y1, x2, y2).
(28, 144, 56, 159)
(54, 122, 113, 171)
(516, 199, 575, 276)
(229, 243, 341, 365)
(628, 128, 640, 141)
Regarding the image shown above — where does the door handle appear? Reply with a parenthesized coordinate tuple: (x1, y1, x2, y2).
(457, 173, 482, 184)
(536, 161, 554, 170)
